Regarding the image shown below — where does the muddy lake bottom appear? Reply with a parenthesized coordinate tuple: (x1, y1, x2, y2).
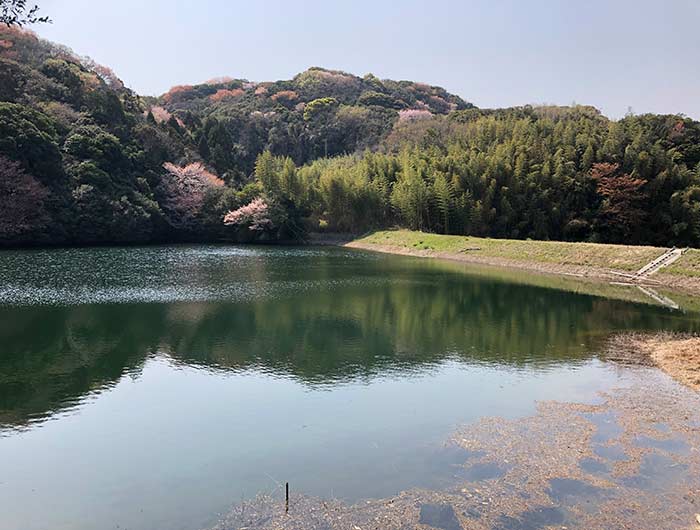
(0, 245, 698, 530)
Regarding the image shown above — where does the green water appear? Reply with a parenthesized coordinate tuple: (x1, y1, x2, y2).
(0, 245, 697, 530)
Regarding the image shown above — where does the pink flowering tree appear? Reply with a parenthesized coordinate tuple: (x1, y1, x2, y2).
(160, 162, 224, 229)
(398, 109, 433, 122)
(223, 197, 274, 232)
(147, 106, 172, 124)
(0, 155, 49, 242)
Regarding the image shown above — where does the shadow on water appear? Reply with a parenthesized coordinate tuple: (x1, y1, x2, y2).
(546, 477, 609, 506)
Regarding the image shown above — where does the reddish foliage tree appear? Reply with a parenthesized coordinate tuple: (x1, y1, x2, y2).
(0, 155, 49, 241)
(162, 85, 194, 103)
(591, 162, 648, 241)
(209, 88, 244, 102)
(160, 162, 224, 229)
(270, 90, 298, 103)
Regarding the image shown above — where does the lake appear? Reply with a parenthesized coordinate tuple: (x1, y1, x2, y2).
(0, 245, 698, 530)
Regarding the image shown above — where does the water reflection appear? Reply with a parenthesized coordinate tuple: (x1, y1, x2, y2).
(1, 246, 698, 431)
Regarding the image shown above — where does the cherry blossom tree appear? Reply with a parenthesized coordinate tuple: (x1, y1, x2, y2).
(0, 155, 48, 241)
(398, 109, 433, 122)
(223, 197, 273, 231)
(80, 56, 124, 90)
(160, 162, 223, 229)
(204, 76, 234, 85)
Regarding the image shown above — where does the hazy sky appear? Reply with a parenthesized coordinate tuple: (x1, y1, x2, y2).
(36, 0, 700, 119)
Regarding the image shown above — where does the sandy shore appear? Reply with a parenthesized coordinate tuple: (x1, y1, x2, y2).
(344, 240, 700, 296)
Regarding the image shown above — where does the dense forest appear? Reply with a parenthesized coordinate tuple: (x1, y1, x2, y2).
(1, 25, 699, 247)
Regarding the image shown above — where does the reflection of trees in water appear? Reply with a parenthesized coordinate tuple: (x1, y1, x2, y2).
(1, 270, 698, 429)
(180, 279, 695, 373)
(0, 304, 158, 428)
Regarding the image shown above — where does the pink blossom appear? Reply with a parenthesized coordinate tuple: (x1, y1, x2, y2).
(147, 106, 171, 124)
(398, 109, 433, 122)
(224, 198, 273, 231)
(204, 76, 234, 85)
(0, 155, 48, 238)
(80, 56, 125, 89)
(161, 162, 223, 228)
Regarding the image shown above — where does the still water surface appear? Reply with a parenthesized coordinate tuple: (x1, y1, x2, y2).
(0, 245, 697, 530)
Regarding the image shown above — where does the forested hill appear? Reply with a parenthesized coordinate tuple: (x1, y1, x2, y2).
(1, 26, 700, 248)
(155, 68, 472, 178)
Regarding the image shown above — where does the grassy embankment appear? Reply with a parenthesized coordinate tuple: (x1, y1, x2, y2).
(346, 230, 700, 294)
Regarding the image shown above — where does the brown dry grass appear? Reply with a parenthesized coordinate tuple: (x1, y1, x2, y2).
(606, 332, 700, 391)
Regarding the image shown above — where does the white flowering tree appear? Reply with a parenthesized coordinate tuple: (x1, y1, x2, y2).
(223, 197, 274, 232)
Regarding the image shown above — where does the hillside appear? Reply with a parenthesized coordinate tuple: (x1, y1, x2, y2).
(0, 26, 182, 244)
(1, 26, 700, 249)
(153, 68, 472, 177)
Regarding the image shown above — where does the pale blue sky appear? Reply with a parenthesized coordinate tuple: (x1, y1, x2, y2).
(36, 0, 700, 118)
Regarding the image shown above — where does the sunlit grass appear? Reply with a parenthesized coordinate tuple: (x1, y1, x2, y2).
(665, 249, 700, 277)
(356, 230, 697, 275)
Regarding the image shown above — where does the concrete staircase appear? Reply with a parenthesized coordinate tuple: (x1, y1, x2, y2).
(635, 247, 687, 278)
